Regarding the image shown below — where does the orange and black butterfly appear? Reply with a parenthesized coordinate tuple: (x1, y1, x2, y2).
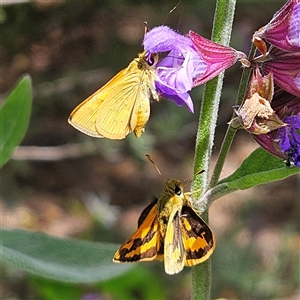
(68, 51, 159, 139)
(113, 167, 215, 275)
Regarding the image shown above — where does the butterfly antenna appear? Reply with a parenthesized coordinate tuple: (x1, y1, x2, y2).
(144, 21, 149, 35)
(170, 0, 182, 14)
(146, 154, 164, 178)
(163, 1, 183, 26)
(182, 169, 205, 184)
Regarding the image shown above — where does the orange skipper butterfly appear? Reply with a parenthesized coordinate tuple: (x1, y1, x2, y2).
(68, 51, 159, 139)
(113, 157, 215, 275)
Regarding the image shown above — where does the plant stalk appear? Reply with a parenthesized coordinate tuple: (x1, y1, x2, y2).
(191, 0, 237, 299)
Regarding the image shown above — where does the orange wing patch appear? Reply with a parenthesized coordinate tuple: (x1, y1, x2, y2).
(181, 206, 215, 267)
(113, 201, 163, 263)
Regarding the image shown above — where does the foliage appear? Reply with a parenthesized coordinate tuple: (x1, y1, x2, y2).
(0, 229, 133, 283)
(0, 75, 32, 167)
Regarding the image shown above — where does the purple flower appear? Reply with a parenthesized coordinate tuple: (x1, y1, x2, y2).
(143, 26, 202, 112)
(253, 0, 300, 52)
(260, 46, 300, 97)
(252, 88, 300, 165)
(143, 26, 247, 113)
(271, 85, 300, 113)
(276, 115, 300, 166)
(252, 1, 300, 97)
(253, 131, 287, 159)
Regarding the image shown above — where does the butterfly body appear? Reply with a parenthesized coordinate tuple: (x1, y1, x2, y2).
(68, 51, 159, 139)
(113, 178, 215, 275)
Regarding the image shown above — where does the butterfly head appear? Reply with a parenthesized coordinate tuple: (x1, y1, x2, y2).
(164, 178, 184, 199)
(140, 51, 159, 68)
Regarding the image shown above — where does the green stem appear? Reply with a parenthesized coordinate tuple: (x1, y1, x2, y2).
(209, 43, 256, 188)
(191, 0, 236, 299)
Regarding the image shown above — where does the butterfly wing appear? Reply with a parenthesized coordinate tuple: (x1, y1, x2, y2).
(137, 198, 157, 227)
(180, 206, 215, 267)
(95, 63, 151, 139)
(113, 202, 162, 263)
(68, 69, 129, 138)
(164, 208, 186, 275)
(69, 54, 156, 139)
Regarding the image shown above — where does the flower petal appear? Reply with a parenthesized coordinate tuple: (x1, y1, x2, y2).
(262, 47, 300, 97)
(287, 2, 300, 47)
(189, 31, 247, 86)
(143, 26, 209, 112)
(253, 0, 300, 52)
(143, 26, 193, 53)
(276, 114, 300, 165)
(271, 87, 300, 115)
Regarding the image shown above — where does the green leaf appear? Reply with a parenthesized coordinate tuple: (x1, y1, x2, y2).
(219, 147, 300, 190)
(0, 74, 32, 167)
(0, 229, 134, 283)
(100, 265, 166, 300)
(30, 277, 82, 300)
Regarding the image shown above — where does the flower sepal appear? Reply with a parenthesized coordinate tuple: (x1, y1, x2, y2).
(189, 31, 248, 86)
(234, 92, 286, 134)
(233, 69, 286, 134)
(253, 0, 300, 52)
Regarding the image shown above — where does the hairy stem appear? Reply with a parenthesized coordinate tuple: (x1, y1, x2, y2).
(191, 0, 237, 299)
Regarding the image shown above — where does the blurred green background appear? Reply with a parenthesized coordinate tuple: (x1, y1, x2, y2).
(1, 0, 299, 299)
